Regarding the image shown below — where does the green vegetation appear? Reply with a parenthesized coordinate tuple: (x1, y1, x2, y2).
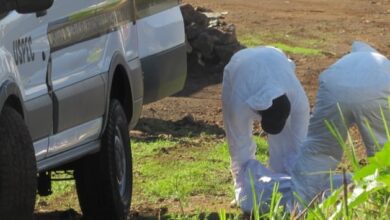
(34, 134, 269, 215)
(132, 138, 179, 157)
(315, 104, 390, 220)
(238, 33, 323, 56)
(132, 135, 269, 205)
(271, 43, 322, 56)
(238, 34, 264, 48)
(217, 104, 390, 220)
(36, 110, 390, 219)
(37, 173, 75, 202)
(36, 172, 78, 211)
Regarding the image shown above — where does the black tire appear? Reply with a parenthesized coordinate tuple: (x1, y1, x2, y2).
(75, 100, 132, 220)
(0, 106, 37, 220)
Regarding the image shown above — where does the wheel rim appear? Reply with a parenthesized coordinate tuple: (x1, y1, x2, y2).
(114, 126, 127, 199)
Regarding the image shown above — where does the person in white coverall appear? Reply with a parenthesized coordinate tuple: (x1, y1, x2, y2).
(222, 46, 310, 212)
(292, 41, 390, 205)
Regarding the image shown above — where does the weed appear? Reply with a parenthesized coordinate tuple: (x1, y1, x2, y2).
(238, 33, 323, 55)
(271, 43, 322, 56)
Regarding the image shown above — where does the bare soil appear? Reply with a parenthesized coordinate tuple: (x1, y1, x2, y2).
(34, 0, 390, 218)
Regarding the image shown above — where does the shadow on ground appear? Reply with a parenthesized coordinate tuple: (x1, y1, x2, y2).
(134, 116, 225, 141)
(34, 209, 81, 220)
(131, 211, 247, 220)
(175, 53, 224, 98)
(35, 211, 246, 220)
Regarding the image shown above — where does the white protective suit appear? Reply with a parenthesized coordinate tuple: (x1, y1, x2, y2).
(292, 41, 390, 204)
(222, 47, 310, 212)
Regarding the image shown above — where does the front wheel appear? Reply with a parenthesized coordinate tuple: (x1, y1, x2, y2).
(75, 100, 132, 220)
(0, 106, 37, 219)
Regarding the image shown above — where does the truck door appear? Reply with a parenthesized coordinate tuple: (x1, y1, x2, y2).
(134, 0, 187, 103)
(0, 10, 52, 161)
(44, 0, 105, 156)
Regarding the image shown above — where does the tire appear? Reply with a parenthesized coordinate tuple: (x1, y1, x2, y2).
(0, 106, 37, 220)
(75, 100, 132, 220)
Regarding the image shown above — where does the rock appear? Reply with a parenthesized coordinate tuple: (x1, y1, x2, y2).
(203, 12, 226, 20)
(203, 12, 228, 28)
(186, 23, 207, 40)
(215, 43, 243, 63)
(220, 24, 237, 36)
(197, 52, 206, 66)
(206, 28, 237, 45)
(185, 37, 193, 53)
(191, 32, 216, 59)
(195, 6, 213, 13)
(180, 4, 209, 27)
(193, 12, 209, 27)
(208, 19, 219, 28)
(180, 4, 194, 23)
(181, 4, 244, 69)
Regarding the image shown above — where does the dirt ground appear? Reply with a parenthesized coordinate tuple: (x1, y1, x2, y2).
(34, 0, 390, 219)
(141, 0, 390, 165)
(145, 0, 390, 122)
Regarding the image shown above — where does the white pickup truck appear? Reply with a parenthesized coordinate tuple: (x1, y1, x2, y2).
(0, 0, 187, 219)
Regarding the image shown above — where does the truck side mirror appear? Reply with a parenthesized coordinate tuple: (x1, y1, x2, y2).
(0, 0, 54, 14)
(16, 0, 54, 13)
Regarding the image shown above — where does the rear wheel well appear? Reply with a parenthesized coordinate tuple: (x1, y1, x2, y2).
(110, 65, 132, 123)
(3, 95, 24, 118)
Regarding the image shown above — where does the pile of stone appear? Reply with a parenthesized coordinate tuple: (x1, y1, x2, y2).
(180, 4, 244, 67)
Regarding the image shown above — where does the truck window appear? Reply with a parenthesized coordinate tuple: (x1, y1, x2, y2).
(135, 0, 178, 19)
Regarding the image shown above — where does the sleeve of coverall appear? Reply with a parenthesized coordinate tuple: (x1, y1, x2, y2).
(222, 88, 258, 179)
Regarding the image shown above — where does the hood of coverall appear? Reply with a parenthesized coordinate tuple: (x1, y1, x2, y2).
(224, 46, 298, 112)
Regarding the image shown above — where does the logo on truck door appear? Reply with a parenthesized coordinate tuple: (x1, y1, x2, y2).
(13, 36, 35, 65)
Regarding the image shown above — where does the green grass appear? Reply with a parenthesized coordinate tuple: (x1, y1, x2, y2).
(238, 34, 264, 48)
(132, 135, 269, 205)
(38, 173, 75, 201)
(35, 134, 270, 216)
(133, 137, 232, 202)
(254, 136, 269, 163)
(238, 33, 323, 56)
(270, 43, 322, 55)
(36, 173, 78, 211)
(132, 138, 179, 157)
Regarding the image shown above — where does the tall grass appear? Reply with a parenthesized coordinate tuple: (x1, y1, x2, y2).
(320, 103, 390, 219)
(219, 103, 390, 220)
